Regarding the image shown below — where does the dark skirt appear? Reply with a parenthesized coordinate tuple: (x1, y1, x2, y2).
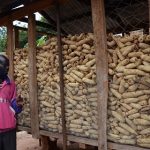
(0, 129, 16, 150)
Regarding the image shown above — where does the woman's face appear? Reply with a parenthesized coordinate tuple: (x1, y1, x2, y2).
(0, 56, 9, 81)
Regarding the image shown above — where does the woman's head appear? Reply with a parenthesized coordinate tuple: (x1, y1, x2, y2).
(0, 55, 9, 80)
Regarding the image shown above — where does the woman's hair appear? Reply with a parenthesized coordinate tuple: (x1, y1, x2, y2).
(0, 55, 9, 72)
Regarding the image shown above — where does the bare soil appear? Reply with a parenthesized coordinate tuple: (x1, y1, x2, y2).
(17, 131, 40, 150)
(17, 131, 97, 150)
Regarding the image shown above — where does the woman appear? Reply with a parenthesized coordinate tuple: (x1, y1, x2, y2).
(0, 55, 23, 150)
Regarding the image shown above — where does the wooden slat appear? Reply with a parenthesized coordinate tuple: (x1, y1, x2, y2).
(40, 130, 98, 147)
(17, 127, 150, 150)
(7, 20, 14, 80)
(17, 127, 98, 146)
(17, 125, 31, 133)
(28, 13, 39, 138)
(68, 135, 98, 147)
(108, 142, 150, 150)
(0, 0, 54, 26)
(91, 0, 108, 150)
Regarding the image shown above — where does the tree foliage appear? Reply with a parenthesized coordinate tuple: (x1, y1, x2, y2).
(0, 16, 53, 50)
(19, 30, 28, 48)
(0, 27, 7, 52)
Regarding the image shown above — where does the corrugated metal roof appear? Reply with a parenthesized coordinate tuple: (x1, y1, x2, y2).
(0, 0, 148, 34)
(42, 0, 148, 34)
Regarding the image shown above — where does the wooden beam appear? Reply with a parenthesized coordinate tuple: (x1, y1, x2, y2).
(17, 125, 31, 133)
(17, 126, 98, 147)
(7, 20, 14, 80)
(18, 17, 56, 31)
(40, 130, 98, 147)
(14, 26, 52, 36)
(0, 0, 54, 26)
(28, 13, 39, 138)
(40, 10, 67, 35)
(108, 142, 150, 150)
(91, 0, 108, 150)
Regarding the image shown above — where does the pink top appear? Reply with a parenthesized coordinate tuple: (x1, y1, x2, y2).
(0, 80, 16, 130)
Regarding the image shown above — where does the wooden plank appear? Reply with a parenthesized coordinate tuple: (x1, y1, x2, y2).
(0, 0, 54, 26)
(108, 142, 150, 150)
(40, 130, 98, 147)
(91, 0, 108, 150)
(28, 13, 39, 138)
(17, 125, 31, 133)
(68, 135, 98, 147)
(16, 127, 150, 150)
(7, 20, 14, 80)
(17, 127, 98, 146)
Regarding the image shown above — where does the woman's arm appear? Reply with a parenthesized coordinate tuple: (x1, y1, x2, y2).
(11, 97, 23, 114)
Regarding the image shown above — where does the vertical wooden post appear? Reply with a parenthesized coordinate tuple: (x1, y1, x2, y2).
(56, 1, 67, 150)
(40, 136, 50, 150)
(148, 0, 150, 33)
(40, 136, 58, 150)
(7, 20, 14, 80)
(91, 0, 108, 150)
(14, 27, 19, 49)
(28, 13, 39, 138)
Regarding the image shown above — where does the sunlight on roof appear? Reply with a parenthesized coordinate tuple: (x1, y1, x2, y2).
(13, 21, 28, 28)
(13, 12, 42, 28)
(12, 4, 24, 10)
(35, 12, 42, 21)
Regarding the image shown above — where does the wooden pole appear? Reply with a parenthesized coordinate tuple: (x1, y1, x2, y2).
(28, 13, 39, 138)
(91, 0, 108, 150)
(7, 20, 14, 80)
(56, 1, 67, 150)
(14, 27, 19, 48)
(148, 0, 150, 33)
(40, 136, 50, 150)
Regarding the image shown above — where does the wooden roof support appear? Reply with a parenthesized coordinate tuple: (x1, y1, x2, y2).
(14, 27, 19, 49)
(40, 11, 67, 35)
(18, 17, 57, 31)
(0, 0, 54, 26)
(56, 1, 67, 150)
(91, 0, 108, 150)
(28, 13, 39, 138)
(7, 20, 14, 80)
(14, 26, 53, 36)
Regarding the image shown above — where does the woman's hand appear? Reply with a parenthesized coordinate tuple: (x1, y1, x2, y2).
(16, 95, 24, 107)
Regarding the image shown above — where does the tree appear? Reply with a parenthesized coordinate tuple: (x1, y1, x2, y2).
(19, 30, 28, 48)
(0, 27, 7, 52)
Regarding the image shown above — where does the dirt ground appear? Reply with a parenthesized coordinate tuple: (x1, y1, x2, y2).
(17, 131, 97, 150)
(17, 131, 41, 150)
